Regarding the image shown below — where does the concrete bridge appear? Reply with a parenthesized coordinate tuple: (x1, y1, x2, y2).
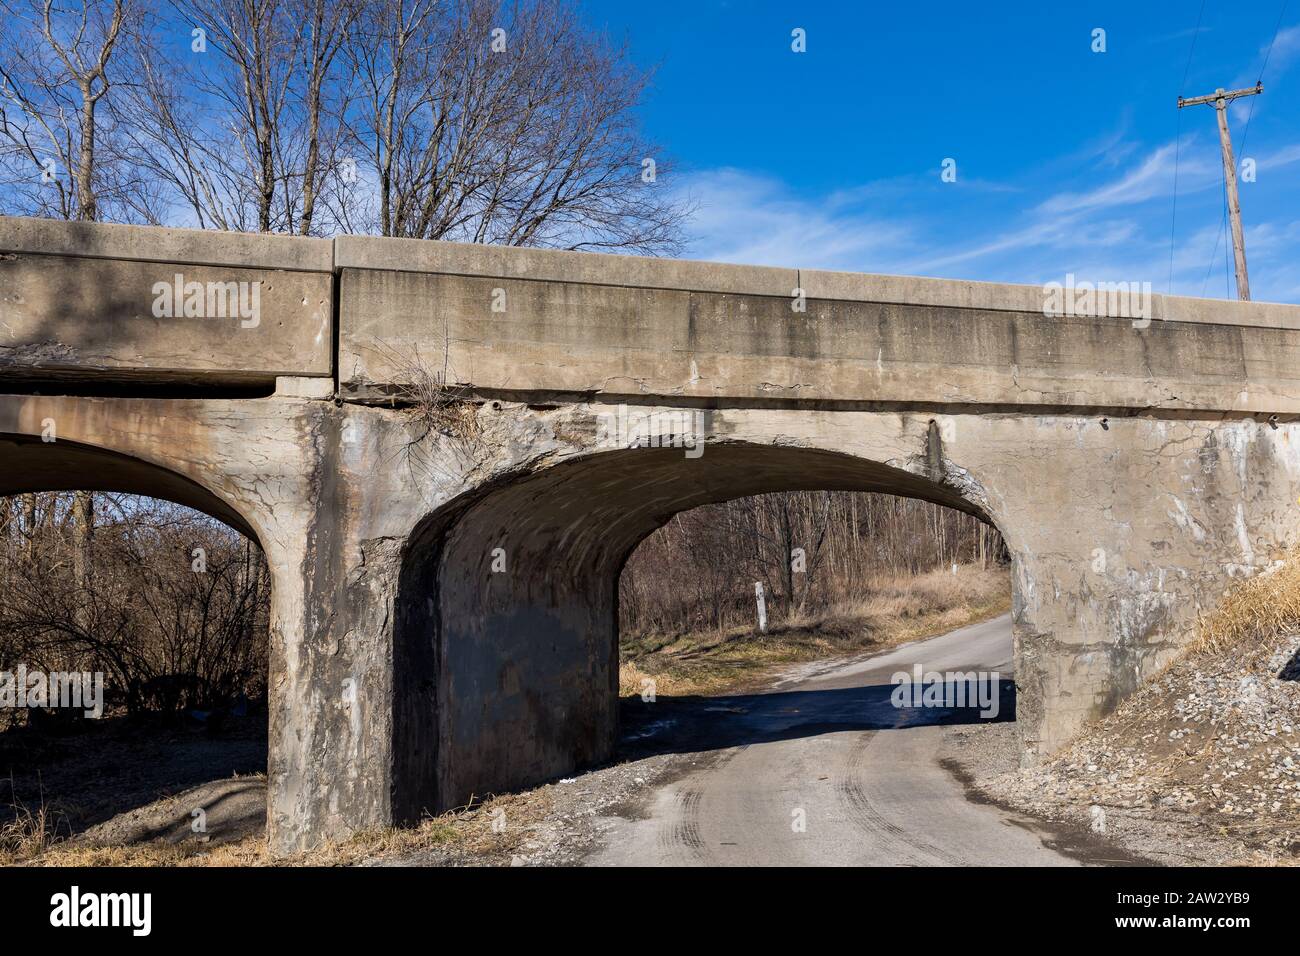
(3, 215, 1299, 854)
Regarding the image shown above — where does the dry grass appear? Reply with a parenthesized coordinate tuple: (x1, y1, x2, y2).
(372, 341, 482, 446)
(7, 786, 552, 868)
(0, 794, 67, 864)
(1187, 550, 1300, 662)
(620, 564, 1010, 698)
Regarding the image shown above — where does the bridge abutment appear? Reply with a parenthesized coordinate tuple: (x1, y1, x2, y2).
(5, 217, 1300, 855)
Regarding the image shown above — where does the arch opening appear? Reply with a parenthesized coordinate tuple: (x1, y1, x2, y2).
(0, 432, 257, 540)
(0, 434, 273, 857)
(394, 441, 1018, 820)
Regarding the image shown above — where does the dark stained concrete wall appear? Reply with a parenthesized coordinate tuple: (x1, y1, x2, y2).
(3, 219, 1300, 856)
(336, 235, 1300, 415)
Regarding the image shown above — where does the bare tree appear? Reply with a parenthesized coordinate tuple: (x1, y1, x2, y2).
(295, 0, 357, 234)
(0, 0, 144, 220)
(123, 0, 355, 233)
(7, 0, 691, 248)
(334, 0, 691, 252)
(0, 2, 147, 645)
(0, 493, 269, 718)
(621, 491, 1007, 640)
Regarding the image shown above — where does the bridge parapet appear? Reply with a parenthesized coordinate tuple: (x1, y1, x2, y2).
(0, 217, 333, 389)
(6, 216, 1300, 413)
(334, 233, 1300, 416)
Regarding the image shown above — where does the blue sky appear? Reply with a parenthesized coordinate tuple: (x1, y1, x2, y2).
(583, 1, 1300, 302)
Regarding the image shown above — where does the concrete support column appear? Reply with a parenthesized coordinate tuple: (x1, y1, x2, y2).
(263, 407, 409, 855)
(265, 529, 415, 853)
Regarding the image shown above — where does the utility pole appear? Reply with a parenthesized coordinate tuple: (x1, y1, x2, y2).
(1178, 82, 1262, 301)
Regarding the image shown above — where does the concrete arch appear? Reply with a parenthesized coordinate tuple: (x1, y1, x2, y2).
(392, 439, 1012, 820)
(0, 430, 260, 542)
(0, 423, 300, 846)
(9, 216, 1300, 855)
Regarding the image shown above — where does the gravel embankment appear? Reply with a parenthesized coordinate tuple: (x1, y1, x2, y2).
(958, 632, 1300, 866)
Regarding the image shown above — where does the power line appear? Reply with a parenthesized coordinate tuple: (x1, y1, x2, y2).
(1260, 0, 1292, 78)
(1239, 0, 1291, 159)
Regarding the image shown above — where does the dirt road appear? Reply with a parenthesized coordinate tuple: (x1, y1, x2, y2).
(588, 614, 1108, 866)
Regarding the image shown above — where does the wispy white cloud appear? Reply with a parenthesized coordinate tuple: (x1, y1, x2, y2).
(1259, 142, 1300, 170)
(1227, 23, 1300, 123)
(1037, 142, 1216, 215)
(683, 168, 916, 271)
(920, 140, 1219, 283)
(678, 139, 1300, 303)
(1149, 25, 1215, 47)
(1267, 24, 1300, 72)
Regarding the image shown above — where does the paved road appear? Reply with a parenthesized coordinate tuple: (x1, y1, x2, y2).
(587, 614, 1089, 866)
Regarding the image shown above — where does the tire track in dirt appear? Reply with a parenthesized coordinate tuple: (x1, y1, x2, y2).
(657, 785, 710, 863)
(835, 732, 965, 865)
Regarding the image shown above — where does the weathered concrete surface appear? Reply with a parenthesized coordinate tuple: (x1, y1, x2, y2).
(2, 217, 1300, 855)
(0, 394, 346, 849)
(382, 403, 1300, 808)
(0, 394, 432, 851)
(338, 250, 1300, 415)
(0, 217, 332, 386)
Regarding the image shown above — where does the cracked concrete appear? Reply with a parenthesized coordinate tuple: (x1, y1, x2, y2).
(2, 217, 1300, 854)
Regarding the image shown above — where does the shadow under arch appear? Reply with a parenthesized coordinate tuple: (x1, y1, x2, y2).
(0, 431, 258, 541)
(393, 440, 1012, 822)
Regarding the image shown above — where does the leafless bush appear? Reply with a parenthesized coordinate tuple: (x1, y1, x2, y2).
(0, 493, 269, 717)
(621, 491, 1007, 642)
